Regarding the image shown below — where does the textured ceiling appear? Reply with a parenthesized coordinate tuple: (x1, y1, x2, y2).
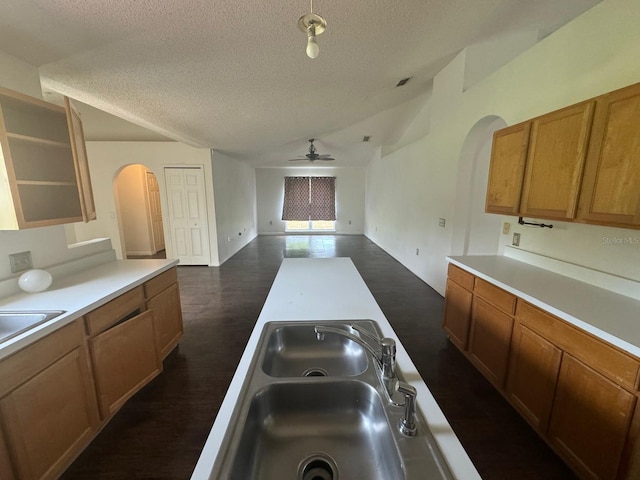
(0, 0, 600, 166)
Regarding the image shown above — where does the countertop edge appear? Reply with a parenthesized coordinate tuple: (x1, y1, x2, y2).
(446, 256, 640, 359)
(0, 258, 178, 360)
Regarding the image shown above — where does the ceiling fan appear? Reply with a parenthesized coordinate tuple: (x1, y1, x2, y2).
(288, 139, 335, 162)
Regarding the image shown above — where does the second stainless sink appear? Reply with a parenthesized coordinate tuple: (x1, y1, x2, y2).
(0, 310, 65, 344)
(261, 324, 369, 377)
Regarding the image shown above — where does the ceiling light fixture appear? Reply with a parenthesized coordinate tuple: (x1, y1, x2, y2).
(298, 0, 327, 59)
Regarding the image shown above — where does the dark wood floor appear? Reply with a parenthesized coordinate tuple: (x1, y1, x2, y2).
(62, 235, 576, 479)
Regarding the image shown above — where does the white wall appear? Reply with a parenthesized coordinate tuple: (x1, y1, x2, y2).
(211, 151, 257, 264)
(0, 51, 113, 282)
(74, 142, 220, 264)
(116, 164, 154, 255)
(256, 167, 366, 235)
(366, 0, 640, 296)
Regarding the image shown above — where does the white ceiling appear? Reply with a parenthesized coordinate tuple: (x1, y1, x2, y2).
(0, 0, 600, 167)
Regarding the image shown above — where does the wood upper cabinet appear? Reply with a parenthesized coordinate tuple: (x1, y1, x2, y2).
(486, 81, 640, 229)
(65, 97, 96, 222)
(506, 322, 562, 433)
(485, 122, 530, 214)
(548, 354, 636, 480)
(0, 320, 100, 480)
(144, 267, 184, 359)
(0, 86, 95, 229)
(520, 101, 595, 220)
(577, 82, 640, 227)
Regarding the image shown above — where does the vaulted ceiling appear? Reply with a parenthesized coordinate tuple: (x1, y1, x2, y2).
(0, 0, 600, 166)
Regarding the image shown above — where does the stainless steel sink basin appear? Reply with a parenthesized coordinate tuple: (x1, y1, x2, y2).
(229, 381, 403, 480)
(261, 324, 369, 377)
(214, 320, 454, 479)
(0, 310, 65, 344)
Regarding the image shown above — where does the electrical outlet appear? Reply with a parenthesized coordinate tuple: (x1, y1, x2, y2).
(502, 222, 511, 234)
(512, 233, 521, 246)
(438, 218, 446, 228)
(9, 251, 32, 273)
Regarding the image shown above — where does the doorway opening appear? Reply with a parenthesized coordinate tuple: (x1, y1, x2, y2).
(114, 164, 166, 259)
(452, 115, 507, 256)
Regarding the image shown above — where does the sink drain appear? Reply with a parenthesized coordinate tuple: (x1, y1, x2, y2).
(298, 453, 338, 480)
(302, 367, 328, 377)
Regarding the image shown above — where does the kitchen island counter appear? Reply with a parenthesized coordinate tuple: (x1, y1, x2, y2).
(191, 257, 480, 479)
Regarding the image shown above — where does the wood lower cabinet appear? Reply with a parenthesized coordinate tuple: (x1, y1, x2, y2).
(442, 264, 474, 350)
(0, 416, 16, 480)
(548, 354, 636, 480)
(89, 309, 161, 418)
(444, 263, 640, 480)
(506, 322, 562, 432)
(468, 297, 514, 388)
(0, 321, 100, 480)
(144, 267, 183, 359)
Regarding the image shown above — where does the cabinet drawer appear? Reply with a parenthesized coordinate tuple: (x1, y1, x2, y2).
(516, 301, 640, 391)
(85, 286, 145, 336)
(474, 278, 516, 315)
(144, 267, 177, 299)
(447, 264, 475, 291)
(0, 319, 84, 397)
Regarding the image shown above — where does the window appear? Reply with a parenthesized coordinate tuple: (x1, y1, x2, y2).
(282, 176, 336, 231)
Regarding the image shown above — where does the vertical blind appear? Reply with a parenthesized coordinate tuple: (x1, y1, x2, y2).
(282, 176, 336, 221)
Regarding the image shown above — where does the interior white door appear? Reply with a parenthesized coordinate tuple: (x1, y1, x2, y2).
(164, 166, 211, 265)
(145, 171, 165, 253)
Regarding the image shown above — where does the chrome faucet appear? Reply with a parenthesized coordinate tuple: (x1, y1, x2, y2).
(314, 324, 404, 405)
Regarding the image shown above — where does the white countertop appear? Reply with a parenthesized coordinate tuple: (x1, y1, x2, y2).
(190, 257, 481, 480)
(0, 258, 178, 360)
(447, 255, 640, 358)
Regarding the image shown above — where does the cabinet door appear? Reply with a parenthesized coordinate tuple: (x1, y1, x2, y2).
(0, 347, 100, 480)
(506, 323, 562, 432)
(548, 354, 636, 480)
(443, 279, 473, 350)
(485, 122, 530, 214)
(89, 310, 161, 418)
(578, 82, 640, 227)
(147, 283, 183, 359)
(0, 424, 15, 480)
(65, 97, 96, 222)
(468, 297, 514, 388)
(520, 101, 595, 220)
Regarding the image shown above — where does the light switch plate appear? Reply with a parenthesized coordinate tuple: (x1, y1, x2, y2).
(502, 222, 511, 234)
(9, 251, 32, 273)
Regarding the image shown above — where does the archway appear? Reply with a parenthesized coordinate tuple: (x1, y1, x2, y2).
(114, 164, 166, 259)
(451, 115, 507, 256)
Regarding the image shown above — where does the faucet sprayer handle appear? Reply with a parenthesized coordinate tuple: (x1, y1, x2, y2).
(396, 381, 417, 436)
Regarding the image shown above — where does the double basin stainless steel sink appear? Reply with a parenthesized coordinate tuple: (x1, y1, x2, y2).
(214, 320, 454, 480)
(0, 310, 65, 344)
